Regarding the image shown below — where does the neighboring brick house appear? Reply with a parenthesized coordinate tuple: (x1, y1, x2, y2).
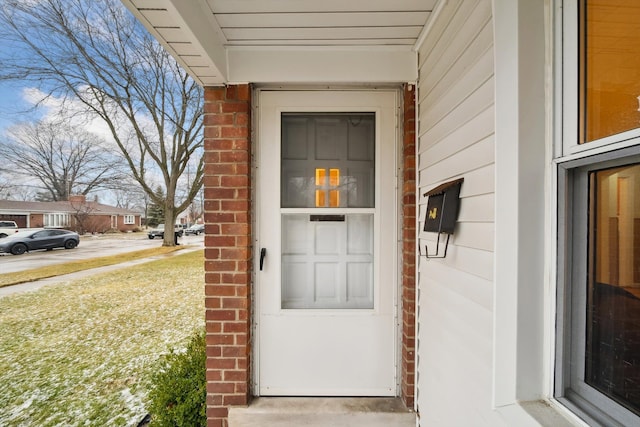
(122, 1, 640, 427)
(0, 195, 142, 233)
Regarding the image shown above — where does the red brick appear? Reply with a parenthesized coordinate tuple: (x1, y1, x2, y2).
(222, 297, 248, 309)
(223, 394, 249, 406)
(221, 101, 249, 113)
(236, 84, 251, 101)
(223, 322, 250, 333)
(206, 357, 236, 370)
(207, 334, 235, 345)
(221, 175, 249, 188)
(222, 346, 246, 357)
(205, 87, 227, 102)
(224, 370, 247, 382)
(207, 406, 229, 419)
(221, 199, 250, 211)
(220, 223, 249, 235)
(219, 151, 249, 163)
(205, 416, 223, 427)
(220, 247, 249, 260)
(207, 212, 236, 223)
(206, 188, 236, 199)
(208, 382, 235, 394)
(206, 309, 237, 321)
(221, 273, 249, 284)
(206, 320, 222, 333)
(207, 236, 236, 247)
(204, 125, 221, 138)
(204, 163, 236, 176)
(205, 260, 236, 271)
(204, 248, 221, 261)
(204, 138, 233, 150)
(235, 112, 250, 126)
(206, 369, 223, 381)
(205, 297, 221, 309)
(205, 346, 221, 358)
(221, 126, 249, 138)
(204, 85, 252, 427)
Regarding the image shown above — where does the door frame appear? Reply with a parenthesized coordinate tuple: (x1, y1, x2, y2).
(252, 87, 402, 396)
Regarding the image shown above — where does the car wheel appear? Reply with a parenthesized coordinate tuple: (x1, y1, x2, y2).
(148, 235, 155, 239)
(10, 243, 27, 255)
(64, 240, 78, 249)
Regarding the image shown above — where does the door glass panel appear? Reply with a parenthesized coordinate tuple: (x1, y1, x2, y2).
(281, 112, 375, 310)
(281, 213, 374, 309)
(281, 113, 375, 208)
(586, 163, 640, 413)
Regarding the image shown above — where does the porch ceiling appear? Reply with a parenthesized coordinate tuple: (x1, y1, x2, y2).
(121, 0, 439, 86)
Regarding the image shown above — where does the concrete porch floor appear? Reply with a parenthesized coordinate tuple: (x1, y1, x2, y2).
(228, 397, 416, 427)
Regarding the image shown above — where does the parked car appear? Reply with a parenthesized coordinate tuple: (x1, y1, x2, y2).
(147, 224, 184, 239)
(184, 223, 205, 235)
(0, 220, 19, 238)
(0, 228, 80, 255)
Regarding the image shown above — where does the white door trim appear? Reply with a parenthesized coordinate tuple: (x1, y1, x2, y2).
(253, 89, 400, 396)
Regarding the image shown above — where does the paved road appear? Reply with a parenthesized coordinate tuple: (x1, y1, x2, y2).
(0, 233, 204, 274)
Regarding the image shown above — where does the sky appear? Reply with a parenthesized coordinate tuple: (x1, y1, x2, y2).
(0, 82, 38, 133)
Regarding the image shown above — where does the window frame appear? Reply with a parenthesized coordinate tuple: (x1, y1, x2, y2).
(556, 148, 640, 426)
(555, 1, 640, 423)
(123, 215, 135, 225)
(43, 212, 70, 228)
(560, 0, 640, 158)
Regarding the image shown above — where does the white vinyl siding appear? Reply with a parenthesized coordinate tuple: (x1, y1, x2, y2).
(415, 0, 504, 425)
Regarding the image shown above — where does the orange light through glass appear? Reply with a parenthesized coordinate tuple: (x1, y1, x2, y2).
(329, 190, 339, 207)
(330, 169, 340, 186)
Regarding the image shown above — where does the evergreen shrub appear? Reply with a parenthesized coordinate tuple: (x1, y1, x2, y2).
(147, 330, 206, 426)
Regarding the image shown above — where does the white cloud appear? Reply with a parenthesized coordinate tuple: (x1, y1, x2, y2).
(21, 87, 127, 144)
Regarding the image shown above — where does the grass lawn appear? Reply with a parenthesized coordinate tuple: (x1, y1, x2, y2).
(0, 250, 205, 426)
(0, 246, 183, 288)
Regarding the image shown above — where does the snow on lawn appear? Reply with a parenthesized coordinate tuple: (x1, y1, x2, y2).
(0, 250, 205, 426)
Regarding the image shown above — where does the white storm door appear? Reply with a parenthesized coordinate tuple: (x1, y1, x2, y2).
(257, 91, 397, 396)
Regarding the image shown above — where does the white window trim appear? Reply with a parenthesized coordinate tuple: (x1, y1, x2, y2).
(553, 0, 640, 422)
(552, 0, 640, 425)
(555, 149, 640, 426)
(124, 215, 135, 225)
(493, 1, 589, 425)
(44, 212, 70, 228)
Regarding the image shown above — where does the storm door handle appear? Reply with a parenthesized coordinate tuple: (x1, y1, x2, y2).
(259, 248, 267, 271)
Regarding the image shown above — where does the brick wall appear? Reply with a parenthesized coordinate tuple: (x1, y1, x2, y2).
(203, 84, 252, 427)
(201, 85, 415, 424)
(401, 84, 417, 408)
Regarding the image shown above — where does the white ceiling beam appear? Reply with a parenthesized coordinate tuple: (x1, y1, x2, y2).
(227, 47, 417, 84)
(122, 0, 228, 85)
(166, 0, 228, 82)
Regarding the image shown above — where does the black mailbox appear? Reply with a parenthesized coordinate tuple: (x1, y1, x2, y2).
(422, 178, 464, 258)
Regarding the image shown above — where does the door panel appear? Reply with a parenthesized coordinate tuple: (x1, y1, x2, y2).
(258, 90, 397, 396)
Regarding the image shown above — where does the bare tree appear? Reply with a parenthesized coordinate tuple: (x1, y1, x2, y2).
(2, 120, 125, 201)
(0, 0, 204, 245)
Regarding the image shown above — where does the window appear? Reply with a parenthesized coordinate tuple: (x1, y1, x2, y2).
(579, 0, 640, 143)
(43, 213, 69, 228)
(557, 1, 640, 424)
(124, 215, 135, 225)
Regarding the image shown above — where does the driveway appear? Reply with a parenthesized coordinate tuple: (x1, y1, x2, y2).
(0, 233, 204, 274)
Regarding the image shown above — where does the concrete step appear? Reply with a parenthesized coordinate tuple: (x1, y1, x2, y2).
(228, 397, 416, 427)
